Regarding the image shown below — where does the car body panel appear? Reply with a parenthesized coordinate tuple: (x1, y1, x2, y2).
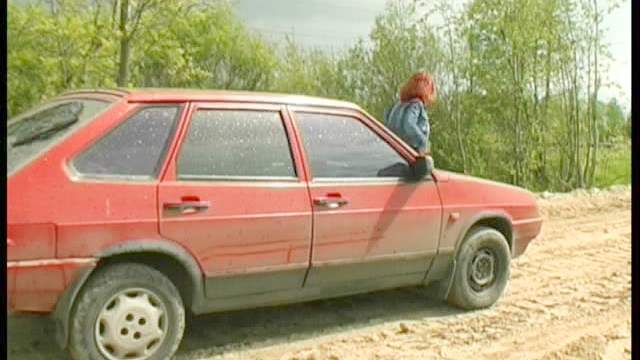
(7, 258, 96, 312)
(158, 180, 313, 298)
(9, 99, 168, 259)
(511, 217, 543, 257)
(124, 88, 361, 111)
(7, 224, 57, 261)
(434, 170, 542, 258)
(7, 97, 164, 312)
(303, 180, 441, 283)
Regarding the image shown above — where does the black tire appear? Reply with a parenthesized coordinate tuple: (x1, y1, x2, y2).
(447, 226, 511, 310)
(68, 263, 185, 360)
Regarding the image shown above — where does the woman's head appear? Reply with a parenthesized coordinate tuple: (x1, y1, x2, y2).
(400, 72, 437, 106)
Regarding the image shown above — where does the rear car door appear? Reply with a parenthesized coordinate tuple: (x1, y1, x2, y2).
(290, 107, 442, 289)
(158, 103, 312, 298)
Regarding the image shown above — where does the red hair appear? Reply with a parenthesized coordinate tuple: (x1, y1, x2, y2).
(400, 72, 436, 106)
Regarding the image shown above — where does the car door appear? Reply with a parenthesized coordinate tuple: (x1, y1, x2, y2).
(158, 102, 313, 298)
(289, 106, 442, 289)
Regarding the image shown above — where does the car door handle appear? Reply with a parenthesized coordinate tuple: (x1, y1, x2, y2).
(313, 197, 349, 209)
(163, 201, 210, 215)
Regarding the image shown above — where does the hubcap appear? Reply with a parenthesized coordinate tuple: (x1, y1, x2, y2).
(469, 249, 496, 290)
(95, 288, 168, 360)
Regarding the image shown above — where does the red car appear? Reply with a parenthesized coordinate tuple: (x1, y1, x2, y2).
(7, 89, 542, 360)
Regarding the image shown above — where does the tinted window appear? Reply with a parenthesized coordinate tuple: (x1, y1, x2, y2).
(73, 106, 179, 178)
(8, 99, 114, 174)
(296, 112, 410, 178)
(177, 110, 295, 179)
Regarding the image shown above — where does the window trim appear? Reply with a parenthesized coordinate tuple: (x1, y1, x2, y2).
(68, 104, 183, 182)
(173, 104, 300, 182)
(311, 176, 433, 184)
(290, 108, 417, 182)
(177, 175, 299, 182)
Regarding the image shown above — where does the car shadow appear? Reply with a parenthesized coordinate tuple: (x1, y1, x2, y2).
(7, 287, 465, 360)
(175, 287, 463, 359)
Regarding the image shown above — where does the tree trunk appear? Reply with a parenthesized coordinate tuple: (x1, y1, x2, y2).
(588, 0, 600, 185)
(542, 38, 551, 187)
(560, 62, 574, 187)
(573, 46, 583, 188)
(584, 34, 593, 187)
(446, 23, 467, 173)
(117, 0, 130, 87)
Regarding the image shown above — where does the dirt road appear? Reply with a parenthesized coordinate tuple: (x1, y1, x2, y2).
(8, 186, 631, 360)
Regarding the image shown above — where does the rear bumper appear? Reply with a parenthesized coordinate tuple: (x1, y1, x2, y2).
(511, 217, 543, 258)
(7, 258, 97, 313)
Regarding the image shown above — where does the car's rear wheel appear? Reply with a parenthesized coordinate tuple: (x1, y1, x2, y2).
(447, 226, 511, 310)
(69, 263, 185, 360)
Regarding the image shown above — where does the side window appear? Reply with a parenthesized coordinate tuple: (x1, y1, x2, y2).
(72, 106, 180, 179)
(295, 112, 410, 178)
(177, 110, 296, 179)
(8, 99, 115, 174)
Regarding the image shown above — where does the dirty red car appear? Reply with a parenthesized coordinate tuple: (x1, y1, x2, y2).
(7, 89, 543, 360)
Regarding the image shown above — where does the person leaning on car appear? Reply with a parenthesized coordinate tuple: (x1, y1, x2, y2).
(383, 72, 436, 171)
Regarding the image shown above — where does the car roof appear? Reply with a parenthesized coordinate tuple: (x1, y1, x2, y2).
(60, 88, 362, 111)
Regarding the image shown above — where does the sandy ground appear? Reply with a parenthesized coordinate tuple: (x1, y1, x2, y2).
(8, 186, 631, 360)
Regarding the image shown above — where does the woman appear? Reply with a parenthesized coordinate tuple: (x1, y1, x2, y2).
(384, 72, 436, 157)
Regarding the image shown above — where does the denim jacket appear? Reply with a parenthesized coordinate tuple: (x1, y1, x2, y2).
(383, 99, 430, 153)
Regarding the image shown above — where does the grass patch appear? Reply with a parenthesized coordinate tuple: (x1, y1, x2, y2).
(594, 141, 631, 188)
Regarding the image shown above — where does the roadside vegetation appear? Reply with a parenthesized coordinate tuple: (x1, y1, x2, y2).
(7, 0, 630, 191)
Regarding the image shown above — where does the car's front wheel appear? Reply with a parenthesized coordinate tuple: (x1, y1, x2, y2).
(69, 263, 185, 360)
(447, 226, 511, 310)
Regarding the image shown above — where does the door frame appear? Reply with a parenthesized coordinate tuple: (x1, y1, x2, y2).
(286, 105, 442, 289)
(159, 102, 310, 183)
(157, 101, 315, 299)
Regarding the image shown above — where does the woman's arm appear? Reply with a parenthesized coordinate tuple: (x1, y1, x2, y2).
(404, 103, 427, 153)
(421, 107, 431, 154)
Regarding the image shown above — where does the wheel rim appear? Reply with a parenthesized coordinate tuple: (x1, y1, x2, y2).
(468, 248, 496, 291)
(94, 288, 168, 360)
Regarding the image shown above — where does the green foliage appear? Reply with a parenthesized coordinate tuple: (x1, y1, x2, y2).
(269, 38, 339, 96)
(7, 0, 278, 116)
(7, 0, 630, 191)
(130, 2, 278, 90)
(593, 142, 631, 187)
(599, 99, 628, 141)
(8, 1, 118, 116)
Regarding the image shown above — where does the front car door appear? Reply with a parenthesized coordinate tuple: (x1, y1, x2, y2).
(158, 102, 312, 299)
(289, 106, 443, 291)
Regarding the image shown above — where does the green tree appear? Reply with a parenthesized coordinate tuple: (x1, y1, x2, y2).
(7, 0, 629, 191)
(8, 1, 118, 116)
(130, 1, 278, 90)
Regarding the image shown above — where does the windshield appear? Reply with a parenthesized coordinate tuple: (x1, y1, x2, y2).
(7, 98, 114, 174)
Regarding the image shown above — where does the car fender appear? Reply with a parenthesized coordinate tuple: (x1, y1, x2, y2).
(53, 239, 206, 349)
(438, 210, 513, 301)
(452, 210, 514, 256)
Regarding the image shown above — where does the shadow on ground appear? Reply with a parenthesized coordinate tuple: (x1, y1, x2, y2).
(8, 287, 463, 360)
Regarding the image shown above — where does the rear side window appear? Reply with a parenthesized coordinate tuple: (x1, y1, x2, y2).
(177, 110, 296, 180)
(7, 99, 114, 174)
(72, 106, 180, 179)
(295, 112, 410, 178)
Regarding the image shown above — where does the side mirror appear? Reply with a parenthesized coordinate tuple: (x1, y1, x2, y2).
(410, 155, 432, 180)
